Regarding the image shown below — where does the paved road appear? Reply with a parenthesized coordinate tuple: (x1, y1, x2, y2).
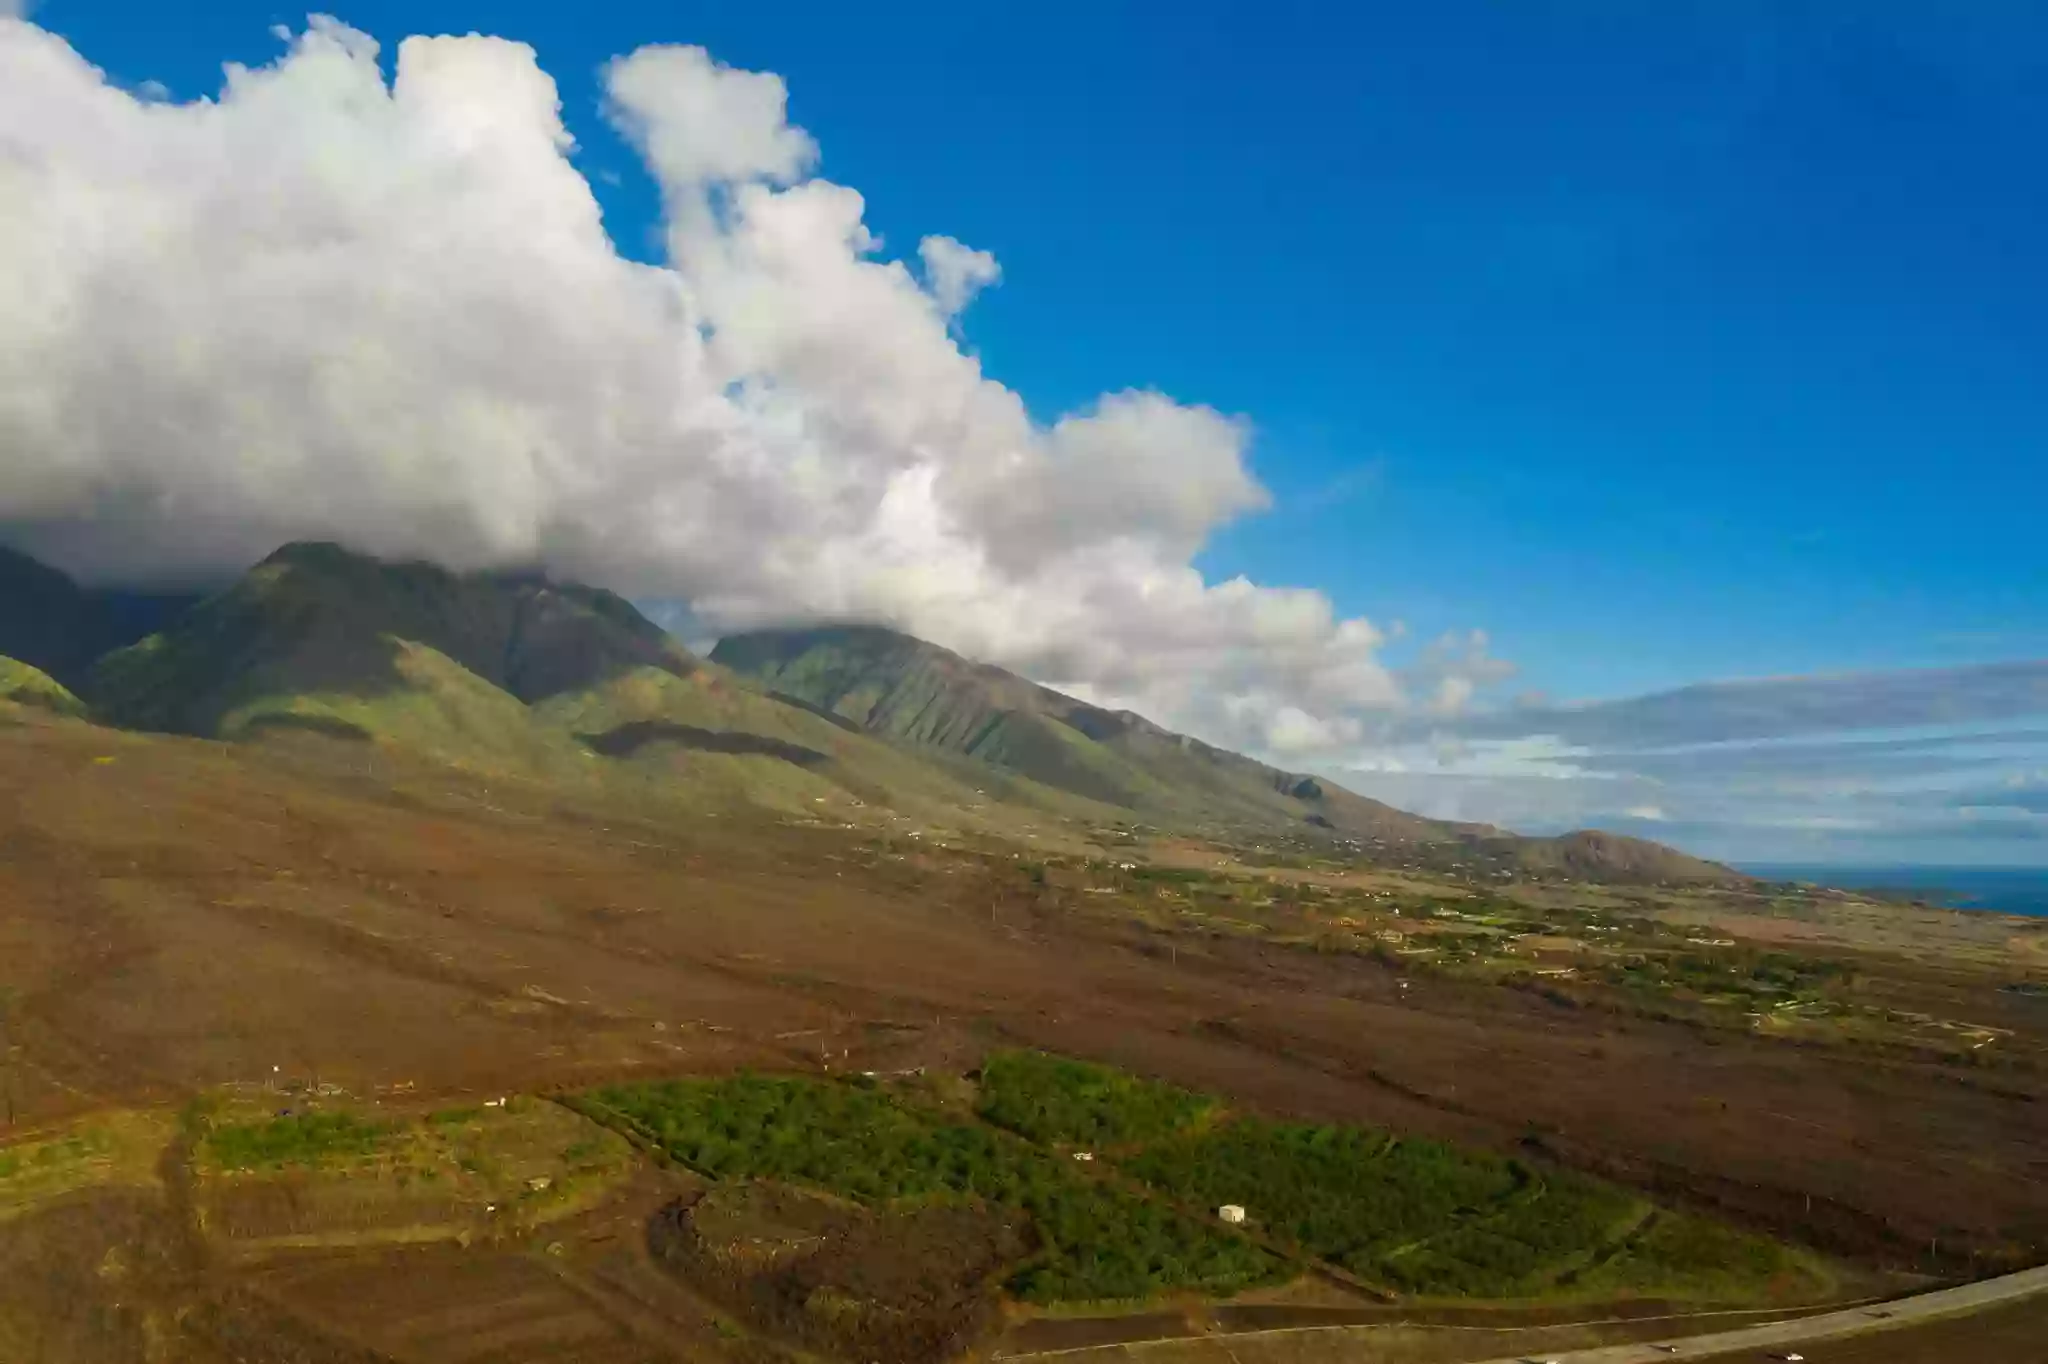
(1460, 1263, 2048, 1364)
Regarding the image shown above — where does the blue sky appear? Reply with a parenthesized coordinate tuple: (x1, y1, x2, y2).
(8, 0, 2047, 863)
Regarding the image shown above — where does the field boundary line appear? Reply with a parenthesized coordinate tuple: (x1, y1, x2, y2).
(997, 1263, 2048, 1362)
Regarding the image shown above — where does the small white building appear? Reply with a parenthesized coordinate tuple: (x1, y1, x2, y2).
(1217, 1204, 1247, 1225)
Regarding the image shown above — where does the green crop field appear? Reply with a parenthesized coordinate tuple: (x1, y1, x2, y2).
(576, 1076, 1280, 1304)
(577, 1057, 1823, 1312)
(976, 1050, 1216, 1149)
(1122, 1120, 1522, 1275)
(1119, 1114, 1808, 1301)
(205, 1111, 399, 1170)
(1378, 1169, 1638, 1296)
(1575, 1210, 1818, 1300)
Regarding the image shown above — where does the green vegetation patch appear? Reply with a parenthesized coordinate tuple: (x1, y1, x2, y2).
(1604, 950, 1854, 1006)
(0, 1110, 175, 1219)
(1122, 1120, 1521, 1278)
(976, 1050, 1216, 1149)
(204, 1111, 399, 1170)
(1380, 1171, 1638, 1297)
(1577, 1211, 1818, 1300)
(190, 1095, 637, 1248)
(0, 655, 86, 716)
(579, 1076, 1280, 1304)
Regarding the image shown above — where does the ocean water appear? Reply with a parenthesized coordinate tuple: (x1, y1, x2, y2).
(1740, 865, 2048, 918)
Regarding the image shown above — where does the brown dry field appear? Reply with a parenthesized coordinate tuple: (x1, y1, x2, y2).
(2, 710, 2047, 1360)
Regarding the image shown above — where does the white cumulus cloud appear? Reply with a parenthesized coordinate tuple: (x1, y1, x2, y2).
(0, 14, 1496, 761)
(918, 236, 1000, 317)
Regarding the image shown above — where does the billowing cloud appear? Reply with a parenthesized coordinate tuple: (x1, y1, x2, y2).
(918, 236, 1000, 317)
(0, 14, 1461, 753)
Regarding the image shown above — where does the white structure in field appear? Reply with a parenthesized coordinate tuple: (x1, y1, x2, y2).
(1217, 1204, 1246, 1225)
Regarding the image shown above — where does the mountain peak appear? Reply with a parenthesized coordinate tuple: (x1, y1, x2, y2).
(86, 542, 695, 735)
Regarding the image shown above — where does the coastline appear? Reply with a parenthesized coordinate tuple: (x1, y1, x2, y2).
(1739, 864, 2048, 918)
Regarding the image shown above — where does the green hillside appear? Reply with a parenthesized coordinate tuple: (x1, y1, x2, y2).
(713, 625, 1449, 840)
(532, 662, 1075, 821)
(211, 636, 595, 777)
(60, 543, 1075, 829)
(713, 625, 1744, 884)
(0, 539, 1740, 883)
(0, 656, 87, 717)
(87, 542, 698, 736)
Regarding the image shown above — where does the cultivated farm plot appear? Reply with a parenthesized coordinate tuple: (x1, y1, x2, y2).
(193, 1094, 635, 1251)
(0, 1109, 174, 1221)
(574, 1074, 1283, 1304)
(979, 1052, 1821, 1306)
(575, 1056, 1824, 1319)
(975, 1049, 1218, 1150)
(254, 1245, 682, 1364)
(1125, 1120, 1816, 1303)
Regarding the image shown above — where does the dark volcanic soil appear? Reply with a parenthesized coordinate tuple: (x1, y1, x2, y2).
(2, 716, 2045, 1292)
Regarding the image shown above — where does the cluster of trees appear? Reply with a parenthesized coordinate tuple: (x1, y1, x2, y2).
(976, 1051, 1214, 1149)
(1382, 1173, 1636, 1296)
(1124, 1120, 1519, 1273)
(1605, 949, 1853, 1003)
(1126, 1119, 1665, 1297)
(586, 1077, 1277, 1303)
(584, 1063, 1803, 1309)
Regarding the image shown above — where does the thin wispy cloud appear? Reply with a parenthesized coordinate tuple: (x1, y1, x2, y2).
(1328, 665, 2048, 862)
(1443, 662, 2048, 749)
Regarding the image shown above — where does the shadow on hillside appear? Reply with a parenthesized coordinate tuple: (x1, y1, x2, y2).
(239, 712, 375, 743)
(579, 720, 830, 767)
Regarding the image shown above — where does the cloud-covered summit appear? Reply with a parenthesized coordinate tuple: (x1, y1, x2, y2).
(6, 12, 2040, 865)
(0, 13, 1479, 759)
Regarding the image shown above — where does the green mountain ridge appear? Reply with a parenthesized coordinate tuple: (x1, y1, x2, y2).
(711, 624, 1448, 838)
(0, 655, 87, 717)
(40, 543, 1086, 830)
(0, 540, 1741, 884)
(712, 624, 1742, 884)
(87, 541, 699, 735)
